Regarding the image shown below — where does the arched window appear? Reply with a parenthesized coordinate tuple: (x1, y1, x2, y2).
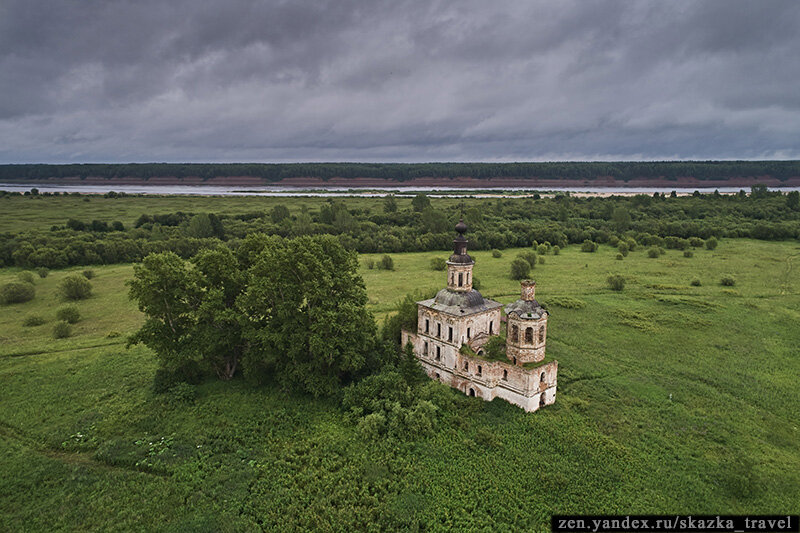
(448, 327, 453, 342)
(435, 346, 441, 361)
(425, 319, 429, 333)
(539, 394, 546, 407)
(467, 327, 471, 339)
(463, 361, 469, 371)
(512, 356, 517, 365)
(437, 323, 441, 337)
(435, 373, 440, 380)
(489, 321, 494, 335)
(502, 369, 508, 381)
(423, 341, 428, 355)
(468, 388, 475, 397)
(540, 371, 546, 383)
(477, 365, 482, 376)
(539, 325, 545, 343)
(511, 324, 519, 343)
(458, 272, 463, 286)
(525, 327, 533, 344)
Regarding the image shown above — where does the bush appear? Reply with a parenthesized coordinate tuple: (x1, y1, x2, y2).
(690, 279, 702, 287)
(647, 247, 660, 258)
(721, 275, 736, 286)
(683, 250, 694, 258)
(616, 253, 624, 260)
(491, 249, 502, 258)
(518, 251, 537, 268)
(53, 321, 72, 339)
(510, 258, 531, 280)
(617, 242, 629, 257)
(0, 282, 35, 304)
(167, 382, 197, 405)
(706, 237, 718, 250)
(537, 244, 548, 255)
(365, 259, 375, 269)
(37, 267, 49, 278)
(552, 245, 560, 255)
(430, 257, 446, 271)
(17, 271, 35, 284)
(56, 305, 81, 324)
(59, 274, 93, 300)
(607, 274, 626, 291)
(581, 240, 597, 253)
(538, 256, 545, 264)
(689, 237, 705, 248)
(377, 255, 394, 271)
(472, 276, 481, 290)
(82, 269, 95, 279)
(22, 314, 46, 327)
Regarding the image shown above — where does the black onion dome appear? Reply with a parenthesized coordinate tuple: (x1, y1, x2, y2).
(450, 219, 473, 263)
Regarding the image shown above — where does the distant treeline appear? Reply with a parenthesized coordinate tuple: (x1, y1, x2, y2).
(1, 188, 798, 269)
(2, 161, 800, 182)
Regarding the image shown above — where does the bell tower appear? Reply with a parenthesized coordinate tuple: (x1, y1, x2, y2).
(447, 220, 474, 292)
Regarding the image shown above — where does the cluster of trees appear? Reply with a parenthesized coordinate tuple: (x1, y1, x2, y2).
(3, 161, 800, 182)
(128, 234, 455, 435)
(1, 190, 798, 270)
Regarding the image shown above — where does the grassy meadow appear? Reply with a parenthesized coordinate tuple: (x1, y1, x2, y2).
(1, 234, 799, 530)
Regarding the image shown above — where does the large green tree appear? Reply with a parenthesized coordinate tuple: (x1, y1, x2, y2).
(240, 235, 380, 396)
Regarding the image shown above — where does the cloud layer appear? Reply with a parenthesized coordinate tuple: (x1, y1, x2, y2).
(2, 0, 799, 163)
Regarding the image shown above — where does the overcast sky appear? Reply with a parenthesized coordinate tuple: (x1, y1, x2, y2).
(1, 0, 799, 163)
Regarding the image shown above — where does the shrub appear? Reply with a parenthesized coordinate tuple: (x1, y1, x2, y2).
(56, 305, 81, 324)
(706, 237, 718, 250)
(683, 250, 694, 258)
(510, 258, 531, 280)
(546, 296, 586, 309)
(618, 242, 629, 257)
(690, 279, 702, 287)
(580, 240, 597, 253)
(625, 237, 638, 252)
(22, 314, 46, 327)
(59, 274, 93, 300)
(365, 259, 375, 269)
(647, 247, 660, 258)
(538, 256, 545, 264)
(472, 277, 481, 290)
(82, 269, 95, 279)
(491, 249, 502, 258)
(690, 237, 705, 248)
(430, 257, 446, 271)
(168, 382, 197, 405)
(377, 255, 394, 271)
(536, 244, 548, 255)
(53, 321, 71, 339)
(721, 275, 736, 286)
(518, 251, 537, 268)
(552, 245, 560, 255)
(607, 274, 626, 291)
(0, 282, 35, 304)
(17, 271, 35, 284)
(616, 253, 624, 260)
(37, 267, 49, 278)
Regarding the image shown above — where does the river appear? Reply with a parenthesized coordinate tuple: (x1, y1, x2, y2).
(1, 183, 799, 197)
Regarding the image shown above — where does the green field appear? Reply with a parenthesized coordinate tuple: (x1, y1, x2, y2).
(1, 238, 799, 531)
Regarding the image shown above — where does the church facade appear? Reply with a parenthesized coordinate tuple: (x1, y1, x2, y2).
(401, 221, 557, 412)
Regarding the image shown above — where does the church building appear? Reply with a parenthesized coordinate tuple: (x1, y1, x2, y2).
(401, 221, 557, 412)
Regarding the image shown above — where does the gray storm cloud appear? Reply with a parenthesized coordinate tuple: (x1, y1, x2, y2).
(1, 0, 799, 163)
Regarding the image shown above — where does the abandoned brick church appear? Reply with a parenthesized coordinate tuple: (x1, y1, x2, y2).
(401, 220, 557, 412)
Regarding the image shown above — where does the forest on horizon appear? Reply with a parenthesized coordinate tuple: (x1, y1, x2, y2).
(2, 160, 800, 183)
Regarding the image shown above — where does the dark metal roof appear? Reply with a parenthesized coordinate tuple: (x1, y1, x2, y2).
(504, 298, 548, 319)
(419, 288, 503, 316)
(448, 253, 474, 264)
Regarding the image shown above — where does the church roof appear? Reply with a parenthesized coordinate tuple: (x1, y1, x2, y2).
(419, 288, 502, 316)
(504, 298, 548, 320)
